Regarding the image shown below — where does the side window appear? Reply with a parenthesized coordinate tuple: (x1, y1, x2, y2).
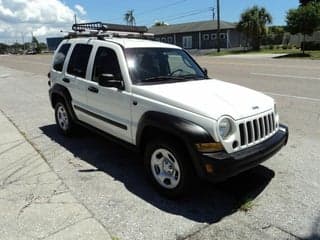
(67, 44, 92, 78)
(92, 47, 122, 82)
(53, 43, 70, 72)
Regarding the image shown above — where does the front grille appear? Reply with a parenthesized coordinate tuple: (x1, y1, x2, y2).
(239, 112, 277, 146)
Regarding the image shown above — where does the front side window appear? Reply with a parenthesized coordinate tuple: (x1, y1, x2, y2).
(92, 47, 122, 82)
(67, 44, 92, 78)
(125, 48, 206, 85)
(53, 43, 70, 71)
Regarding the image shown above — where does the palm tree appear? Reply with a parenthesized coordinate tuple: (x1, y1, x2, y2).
(237, 6, 272, 50)
(124, 10, 136, 26)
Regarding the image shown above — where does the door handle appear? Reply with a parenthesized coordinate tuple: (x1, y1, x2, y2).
(62, 78, 70, 83)
(88, 86, 99, 93)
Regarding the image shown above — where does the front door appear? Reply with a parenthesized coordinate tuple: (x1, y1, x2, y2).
(85, 46, 132, 143)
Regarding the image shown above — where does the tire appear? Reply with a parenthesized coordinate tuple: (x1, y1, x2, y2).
(54, 101, 74, 136)
(144, 138, 194, 198)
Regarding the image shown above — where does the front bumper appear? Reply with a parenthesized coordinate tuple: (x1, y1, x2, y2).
(197, 124, 289, 182)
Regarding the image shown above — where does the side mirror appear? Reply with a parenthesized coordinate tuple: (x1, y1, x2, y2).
(98, 73, 124, 90)
(202, 67, 208, 76)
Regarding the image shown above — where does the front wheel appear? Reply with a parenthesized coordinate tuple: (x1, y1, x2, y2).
(144, 139, 193, 198)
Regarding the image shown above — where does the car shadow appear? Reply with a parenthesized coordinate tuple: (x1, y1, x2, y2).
(40, 124, 275, 224)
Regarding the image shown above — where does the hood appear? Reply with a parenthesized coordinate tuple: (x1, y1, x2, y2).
(132, 79, 274, 120)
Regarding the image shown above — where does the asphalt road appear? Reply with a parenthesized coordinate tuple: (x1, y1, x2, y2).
(0, 53, 319, 240)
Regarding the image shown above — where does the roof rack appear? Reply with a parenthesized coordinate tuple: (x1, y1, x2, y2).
(72, 22, 148, 34)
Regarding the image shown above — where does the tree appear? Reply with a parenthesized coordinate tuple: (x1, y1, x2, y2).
(237, 6, 272, 50)
(124, 10, 136, 26)
(300, 0, 320, 6)
(32, 36, 41, 53)
(153, 21, 168, 27)
(286, 3, 320, 53)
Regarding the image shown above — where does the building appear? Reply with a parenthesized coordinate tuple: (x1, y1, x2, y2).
(148, 20, 243, 49)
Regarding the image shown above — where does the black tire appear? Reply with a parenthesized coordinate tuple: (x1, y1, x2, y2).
(144, 138, 194, 198)
(54, 101, 75, 136)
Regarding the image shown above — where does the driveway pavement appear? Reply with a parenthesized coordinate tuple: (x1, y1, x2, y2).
(0, 54, 319, 240)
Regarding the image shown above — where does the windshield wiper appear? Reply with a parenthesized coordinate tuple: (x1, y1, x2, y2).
(180, 74, 205, 80)
(143, 76, 184, 82)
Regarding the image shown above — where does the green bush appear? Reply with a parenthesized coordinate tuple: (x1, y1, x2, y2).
(302, 41, 320, 50)
(269, 44, 275, 50)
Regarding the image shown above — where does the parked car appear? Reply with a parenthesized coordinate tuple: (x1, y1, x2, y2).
(48, 22, 288, 198)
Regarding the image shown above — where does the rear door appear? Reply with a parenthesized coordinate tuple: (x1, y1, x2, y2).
(64, 43, 93, 122)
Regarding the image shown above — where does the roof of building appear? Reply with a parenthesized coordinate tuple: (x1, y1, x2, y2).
(148, 20, 236, 35)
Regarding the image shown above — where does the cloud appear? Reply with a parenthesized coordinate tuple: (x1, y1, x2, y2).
(0, 0, 88, 42)
(74, 4, 86, 16)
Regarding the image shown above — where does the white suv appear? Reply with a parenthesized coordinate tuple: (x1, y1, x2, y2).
(48, 23, 288, 197)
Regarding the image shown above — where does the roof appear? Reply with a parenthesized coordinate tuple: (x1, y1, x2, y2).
(105, 38, 181, 49)
(63, 37, 181, 49)
(148, 20, 236, 35)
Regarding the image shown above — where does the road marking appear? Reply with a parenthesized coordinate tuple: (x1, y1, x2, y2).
(264, 92, 320, 102)
(252, 72, 320, 81)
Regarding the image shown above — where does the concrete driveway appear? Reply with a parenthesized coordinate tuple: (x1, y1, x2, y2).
(0, 54, 319, 240)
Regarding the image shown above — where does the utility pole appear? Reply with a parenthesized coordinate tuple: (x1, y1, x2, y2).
(211, 7, 215, 21)
(216, 0, 221, 52)
(74, 14, 77, 24)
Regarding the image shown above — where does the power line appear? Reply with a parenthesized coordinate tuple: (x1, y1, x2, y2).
(140, 7, 211, 25)
(106, 0, 188, 23)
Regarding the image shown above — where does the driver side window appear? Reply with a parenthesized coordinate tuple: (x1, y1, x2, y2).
(92, 47, 122, 82)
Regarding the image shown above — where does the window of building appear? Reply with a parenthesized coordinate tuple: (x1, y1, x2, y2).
(92, 47, 122, 82)
(167, 36, 173, 43)
(203, 34, 210, 41)
(53, 43, 70, 72)
(211, 33, 217, 40)
(67, 44, 92, 78)
(220, 33, 226, 39)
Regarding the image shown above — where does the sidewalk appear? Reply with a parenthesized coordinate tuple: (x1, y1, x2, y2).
(0, 111, 111, 240)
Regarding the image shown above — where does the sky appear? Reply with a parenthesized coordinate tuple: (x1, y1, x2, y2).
(0, 0, 299, 43)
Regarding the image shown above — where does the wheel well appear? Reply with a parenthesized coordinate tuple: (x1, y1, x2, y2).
(51, 93, 65, 108)
(139, 126, 186, 154)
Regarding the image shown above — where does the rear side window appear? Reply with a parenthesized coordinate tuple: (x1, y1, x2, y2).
(53, 43, 70, 72)
(67, 44, 92, 78)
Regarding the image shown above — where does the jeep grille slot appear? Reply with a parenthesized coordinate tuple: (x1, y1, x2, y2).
(238, 112, 276, 147)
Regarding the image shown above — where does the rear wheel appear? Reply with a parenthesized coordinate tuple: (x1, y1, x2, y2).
(144, 138, 193, 198)
(54, 101, 74, 136)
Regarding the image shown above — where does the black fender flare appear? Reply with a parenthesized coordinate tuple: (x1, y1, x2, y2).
(136, 111, 216, 176)
(49, 84, 77, 121)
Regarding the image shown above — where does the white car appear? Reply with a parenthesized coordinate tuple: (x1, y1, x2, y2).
(48, 22, 288, 197)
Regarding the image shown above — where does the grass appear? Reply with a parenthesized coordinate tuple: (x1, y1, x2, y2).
(206, 48, 320, 60)
(238, 198, 255, 213)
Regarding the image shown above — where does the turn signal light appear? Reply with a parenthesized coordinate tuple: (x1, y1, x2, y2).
(195, 142, 224, 153)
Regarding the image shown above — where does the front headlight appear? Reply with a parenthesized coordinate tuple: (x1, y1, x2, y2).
(218, 118, 232, 139)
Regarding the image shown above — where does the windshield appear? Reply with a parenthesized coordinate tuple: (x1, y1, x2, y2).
(125, 48, 206, 85)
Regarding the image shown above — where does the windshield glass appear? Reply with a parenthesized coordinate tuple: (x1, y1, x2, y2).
(125, 48, 206, 85)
